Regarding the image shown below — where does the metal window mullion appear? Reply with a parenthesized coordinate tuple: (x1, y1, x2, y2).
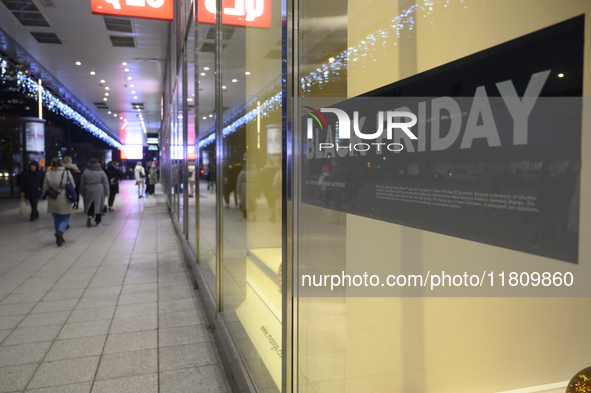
(214, 0, 224, 313)
(183, 44, 189, 239)
(194, 0, 201, 266)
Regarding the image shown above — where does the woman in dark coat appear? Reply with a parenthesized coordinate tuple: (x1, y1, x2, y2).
(42, 157, 75, 246)
(80, 158, 109, 227)
(20, 160, 45, 221)
(105, 161, 122, 211)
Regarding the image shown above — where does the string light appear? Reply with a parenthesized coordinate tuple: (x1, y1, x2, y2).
(1, 55, 121, 149)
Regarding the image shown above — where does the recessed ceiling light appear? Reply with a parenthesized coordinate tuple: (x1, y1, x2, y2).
(135, 105, 140, 108)
(130, 84, 134, 87)
(100, 79, 106, 84)
(232, 79, 238, 83)
(114, 114, 117, 117)
(328, 57, 335, 63)
(134, 96, 138, 99)
(105, 87, 110, 90)
(105, 93, 109, 96)
(75, 61, 81, 65)
(131, 90, 136, 94)
(127, 77, 132, 80)
(245, 71, 250, 75)
(209, 114, 213, 117)
(558, 73, 565, 78)
(204, 67, 209, 71)
(90, 71, 96, 75)
(200, 73, 205, 76)
(187, 98, 193, 102)
(222, 86, 226, 89)
(124, 68, 129, 72)
(202, 116, 206, 120)
(120, 116, 123, 119)
(122, 61, 127, 65)
(103, 98, 108, 101)
(107, 111, 112, 114)
(192, 93, 195, 96)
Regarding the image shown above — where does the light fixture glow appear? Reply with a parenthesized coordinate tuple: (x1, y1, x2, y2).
(328, 57, 335, 63)
(232, 79, 238, 83)
(122, 62, 127, 66)
(245, 71, 250, 75)
(203, 116, 206, 120)
(120, 116, 123, 119)
(127, 77, 132, 80)
(103, 98, 108, 101)
(200, 73, 206, 76)
(558, 73, 565, 78)
(134, 96, 138, 99)
(124, 68, 129, 72)
(130, 84, 134, 87)
(100, 79, 106, 84)
(108, 111, 112, 114)
(204, 67, 209, 71)
(90, 71, 96, 75)
(75, 61, 81, 66)
(105, 93, 109, 96)
(187, 98, 193, 102)
(222, 86, 226, 89)
(131, 90, 136, 94)
(114, 114, 117, 117)
(105, 87, 110, 90)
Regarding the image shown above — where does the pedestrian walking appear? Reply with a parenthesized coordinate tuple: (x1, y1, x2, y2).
(134, 161, 146, 198)
(20, 160, 45, 221)
(42, 157, 75, 246)
(80, 158, 109, 227)
(148, 163, 158, 196)
(63, 156, 81, 209)
(105, 161, 122, 211)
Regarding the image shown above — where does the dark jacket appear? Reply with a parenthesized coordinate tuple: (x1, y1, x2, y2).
(20, 161, 45, 199)
(80, 164, 110, 213)
(105, 165, 122, 194)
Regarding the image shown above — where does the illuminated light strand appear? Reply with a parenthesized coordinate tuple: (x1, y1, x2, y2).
(199, 0, 481, 147)
(1, 55, 121, 149)
(199, 92, 282, 148)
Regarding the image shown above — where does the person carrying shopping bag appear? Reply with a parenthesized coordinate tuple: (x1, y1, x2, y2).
(42, 157, 75, 246)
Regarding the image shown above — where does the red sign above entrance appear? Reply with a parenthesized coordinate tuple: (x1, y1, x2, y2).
(197, 0, 272, 28)
(91, 0, 174, 21)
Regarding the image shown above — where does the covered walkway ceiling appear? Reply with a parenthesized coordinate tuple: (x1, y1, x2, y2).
(0, 0, 169, 146)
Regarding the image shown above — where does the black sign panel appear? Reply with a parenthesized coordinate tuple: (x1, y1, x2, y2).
(301, 16, 583, 263)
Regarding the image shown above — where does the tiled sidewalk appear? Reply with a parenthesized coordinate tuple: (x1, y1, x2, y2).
(0, 182, 231, 393)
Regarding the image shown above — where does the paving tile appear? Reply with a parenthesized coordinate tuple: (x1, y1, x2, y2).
(103, 330, 157, 354)
(27, 356, 100, 390)
(19, 311, 71, 328)
(42, 289, 85, 302)
(30, 299, 78, 314)
(0, 292, 46, 305)
(2, 325, 62, 346)
(0, 302, 37, 317)
(109, 315, 157, 334)
(159, 343, 217, 371)
(113, 303, 157, 319)
(159, 325, 209, 347)
(82, 287, 122, 299)
(0, 363, 39, 392)
(12, 283, 55, 294)
(51, 281, 91, 291)
(116, 292, 157, 306)
(67, 306, 115, 324)
(120, 283, 157, 295)
(0, 341, 52, 367)
(75, 297, 118, 310)
(0, 315, 25, 330)
(158, 287, 195, 302)
(46, 336, 106, 361)
(0, 330, 11, 343)
(95, 349, 157, 380)
(159, 310, 204, 329)
(57, 320, 111, 340)
(158, 299, 198, 315)
(26, 382, 92, 393)
(160, 366, 228, 393)
(90, 374, 157, 393)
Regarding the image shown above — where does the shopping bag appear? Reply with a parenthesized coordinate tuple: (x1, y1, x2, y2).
(19, 197, 29, 217)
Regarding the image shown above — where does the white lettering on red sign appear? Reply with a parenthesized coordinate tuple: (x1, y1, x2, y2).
(204, 0, 265, 22)
(104, 0, 165, 9)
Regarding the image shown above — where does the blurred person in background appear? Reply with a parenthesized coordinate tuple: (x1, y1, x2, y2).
(105, 161, 122, 211)
(20, 160, 45, 221)
(80, 158, 109, 227)
(134, 161, 146, 198)
(148, 162, 158, 196)
(63, 156, 81, 209)
(42, 157, 75, 246)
